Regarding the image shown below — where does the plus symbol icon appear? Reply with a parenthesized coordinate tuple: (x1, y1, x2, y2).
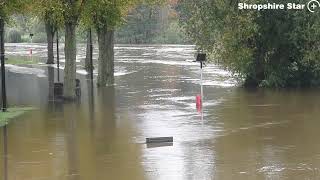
(308, 0, 320, 13)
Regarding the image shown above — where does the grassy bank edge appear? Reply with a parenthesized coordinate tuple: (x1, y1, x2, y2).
(0, 107, 36, 127)
(6, 55, 40, 65)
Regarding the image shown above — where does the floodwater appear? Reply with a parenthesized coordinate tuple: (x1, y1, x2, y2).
(1, 44, 320, 180)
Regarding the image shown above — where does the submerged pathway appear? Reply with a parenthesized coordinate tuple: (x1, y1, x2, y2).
(1, 44, 319, 180)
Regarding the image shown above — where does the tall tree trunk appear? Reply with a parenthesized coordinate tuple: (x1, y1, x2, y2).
(45, 21, 55, 64)
(64, 22, 77, 99)
(97, 27, 114, 87)
(47, 66, 54, 101)
(85, 30, 91, 71)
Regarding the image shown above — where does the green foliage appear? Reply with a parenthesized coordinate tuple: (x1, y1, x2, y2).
(116, 5, 160, 44)
(4, 16, 46, 43)
(151, 21, 190, 44)
(32, 32, 47, 43)
(7, 29, 22, 43)
(115, 4, 159, 43)
(179, 0, 320, 88)
(62, 0, 85, 24)
(116, 3, 190, 44)
(81, 0, 165, 31)
(5, 15, 47, 43)
(0, 107, 35, 127)
(0, 0, 28, 21)
(82, 0, 132, 30)
(30, 0, 64, 30)
(6, 55, 39, 65)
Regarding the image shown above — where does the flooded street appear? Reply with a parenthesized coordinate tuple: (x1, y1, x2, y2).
(2, 44, 320, 179)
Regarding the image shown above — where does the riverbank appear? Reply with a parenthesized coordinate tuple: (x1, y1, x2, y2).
(0, 107, 35, 127)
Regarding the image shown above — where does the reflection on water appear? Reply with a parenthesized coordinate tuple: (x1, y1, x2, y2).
(2, 44, 320, 179)
(1, 126, 8, 180)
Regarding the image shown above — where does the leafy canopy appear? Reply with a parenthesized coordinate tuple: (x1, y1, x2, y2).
(82, 0, 165, 30)
(0, 0, 28, 20)
(29, 0, 64, 28)
(179, 0, 320, 88)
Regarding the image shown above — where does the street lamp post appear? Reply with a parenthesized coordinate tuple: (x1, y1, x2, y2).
(56, 30, 60, 82)
(89, 28, 93, 81)
(0, 20, 7, 112)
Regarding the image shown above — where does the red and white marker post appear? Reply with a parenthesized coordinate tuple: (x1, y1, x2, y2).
(29, 33, 34, 59)
(196, 53, 206, 121)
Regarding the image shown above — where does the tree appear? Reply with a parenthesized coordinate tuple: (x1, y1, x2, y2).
(32, 0, 83, 99)
(179, 0, 320, 88)
(0, 0, 28, 111)
(115, 1, 189, 44)
(82, 0, 126, 87)
(0, 1, 27, 43)
(32, 0, 64, 64)
(62, 0, 85, 99)
(83, 0, 163, 87)
(84, 29, 94, 71)
(116, 4, 161, 44)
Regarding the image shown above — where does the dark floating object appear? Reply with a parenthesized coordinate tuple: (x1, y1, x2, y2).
(146, 137, 173, 144)
(196, 53, 206, 62)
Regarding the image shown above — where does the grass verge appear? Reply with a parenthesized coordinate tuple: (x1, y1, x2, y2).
(0, 107, 35, 127)
(6, 55, 39, 65)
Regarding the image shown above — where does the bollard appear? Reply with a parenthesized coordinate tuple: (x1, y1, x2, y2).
(54, 83, 63, 99)
(75, 79, 81, 98)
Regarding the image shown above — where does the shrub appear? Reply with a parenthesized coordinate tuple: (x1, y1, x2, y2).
(32, 32, 47, 43)
(7, 29, 22, 43)
(179, 0, 320, 88)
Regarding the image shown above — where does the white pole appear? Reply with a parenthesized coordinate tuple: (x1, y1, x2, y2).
(200, 62, 204, 122)
(30, 36, 33, 61)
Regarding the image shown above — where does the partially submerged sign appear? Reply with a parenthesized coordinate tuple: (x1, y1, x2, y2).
(146, 137, 173, 144)
(196, 53, 206, 62)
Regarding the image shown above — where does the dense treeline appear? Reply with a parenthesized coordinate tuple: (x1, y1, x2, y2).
(4, 3, 189, 44)
(116, 3, 190, 44)
(179, 0, 320, 88)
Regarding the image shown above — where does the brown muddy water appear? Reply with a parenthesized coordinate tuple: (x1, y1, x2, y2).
(1, 44, 320, 180)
